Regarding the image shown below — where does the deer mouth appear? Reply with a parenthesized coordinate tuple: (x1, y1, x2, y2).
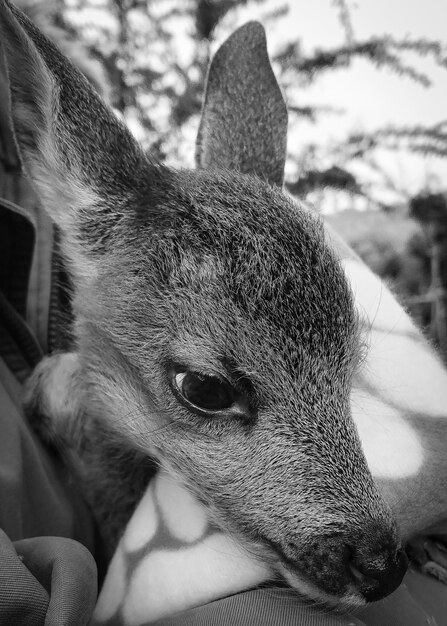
(279, 562, 366, 608)
(266, 536, 408, 606)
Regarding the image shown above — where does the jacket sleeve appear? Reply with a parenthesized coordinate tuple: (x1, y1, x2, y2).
(0, 529, 97, 626)
(0, 350, 98, 625)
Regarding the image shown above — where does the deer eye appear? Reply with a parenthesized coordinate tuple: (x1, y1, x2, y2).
(173, 371, 235, 413)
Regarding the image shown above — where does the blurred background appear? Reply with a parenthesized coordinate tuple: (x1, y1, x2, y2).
(13, 0, 447, 358)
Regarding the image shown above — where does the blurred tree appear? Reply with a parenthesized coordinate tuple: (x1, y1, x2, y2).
(326, 207, 423, 295)
(15, 0, 110, 97)
(33, 0, 445, 201)
(409, 192, 447, 356)
(327, 202, 447, 356)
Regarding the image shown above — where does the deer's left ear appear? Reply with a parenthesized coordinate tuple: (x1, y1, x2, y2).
(195, 21, 288, 187)
(0, 0, 166, 281)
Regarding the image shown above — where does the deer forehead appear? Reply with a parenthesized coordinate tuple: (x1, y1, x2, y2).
(146, 210, 356, 349)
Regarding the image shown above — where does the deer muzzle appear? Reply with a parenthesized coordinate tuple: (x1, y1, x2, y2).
(346, 536, 408, 602)
(279, 519, 408, 604)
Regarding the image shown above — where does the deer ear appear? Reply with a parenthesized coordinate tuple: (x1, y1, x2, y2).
(0, 0, 161, 277)
(196, 21, 288, 187)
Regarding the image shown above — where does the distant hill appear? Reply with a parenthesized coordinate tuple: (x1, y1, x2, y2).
(324, 207, 420, 256)
(324, 207, 430, 312)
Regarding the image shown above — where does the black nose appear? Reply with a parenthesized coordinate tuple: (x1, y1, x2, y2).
(348, 544, 408, 602)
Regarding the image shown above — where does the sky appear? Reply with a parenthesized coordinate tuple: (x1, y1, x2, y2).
(216, 0, 447, 208)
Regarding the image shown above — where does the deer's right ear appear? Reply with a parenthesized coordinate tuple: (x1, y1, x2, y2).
(0, 0, 159, 277)
(195, 21, 288, 187)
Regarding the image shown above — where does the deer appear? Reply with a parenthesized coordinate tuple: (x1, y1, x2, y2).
(2, 0, 447, 623)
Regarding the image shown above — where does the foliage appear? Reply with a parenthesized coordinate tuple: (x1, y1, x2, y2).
(15, 0, 110, 97)
(274, 35, 445, 88)
(347, 121, 447, 161)
(20, 0, 446, 202)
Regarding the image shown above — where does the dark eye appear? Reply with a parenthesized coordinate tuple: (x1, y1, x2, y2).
(173, 371, 235, 412)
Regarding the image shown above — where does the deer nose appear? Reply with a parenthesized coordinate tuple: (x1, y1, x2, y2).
(348, 542, 408, 602)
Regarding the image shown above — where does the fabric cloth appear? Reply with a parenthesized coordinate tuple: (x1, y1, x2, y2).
(0, 350, 99, 625)
(0, 353, 96, 546)
(0, 530, 97, 626)
(137, 573, 447, 626)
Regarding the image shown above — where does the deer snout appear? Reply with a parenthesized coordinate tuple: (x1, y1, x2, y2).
(282, 520, 407, 604)
(347, 527, 408, 602)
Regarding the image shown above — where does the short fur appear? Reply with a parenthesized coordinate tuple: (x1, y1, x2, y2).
(1, 0, 406, 604)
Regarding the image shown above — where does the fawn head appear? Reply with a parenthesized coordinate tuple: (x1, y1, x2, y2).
(1, 0, 407, 605)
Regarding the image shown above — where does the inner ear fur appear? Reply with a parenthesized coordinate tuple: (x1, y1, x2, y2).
(195, 21, 288, 187)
